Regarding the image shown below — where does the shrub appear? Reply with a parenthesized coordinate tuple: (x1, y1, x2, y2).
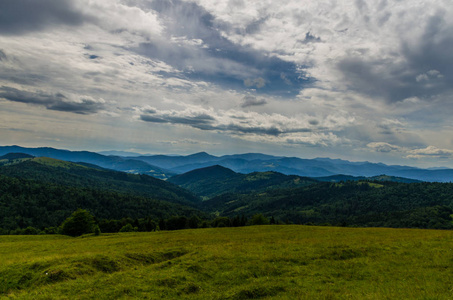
(22, 226, 39, 235)
(94, 225, 101, 236)
(119, 223, 135, 232)
(60, 209, 95, 237)
(250, 214, 270, 225)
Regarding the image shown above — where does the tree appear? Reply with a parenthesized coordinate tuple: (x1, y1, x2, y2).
(60, 209, 95, 237)
(119, 223, 136, 232)
(250, 214, 269, 225)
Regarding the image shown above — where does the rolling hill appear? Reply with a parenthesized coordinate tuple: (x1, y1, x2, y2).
(0, 156, 204, 230)
(168, 165, 318, 198)
(202, 180, 453, 228)
(0, 155, 199, 206)
(1, 150, 452, 231)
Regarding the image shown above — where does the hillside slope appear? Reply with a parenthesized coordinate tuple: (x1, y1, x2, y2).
(168, 165, 318, 198)
(203, 181, 453, 228)
(1, 226, 452, 299)
(0, 174, 203, 230)
(0, 156, 199, 206)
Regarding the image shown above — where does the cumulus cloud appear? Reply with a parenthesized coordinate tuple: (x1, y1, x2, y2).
(0, 0, 452, 167)
(336, 10, 453, 103)
(129, 0, 304, 96)
(0, 86, 105, 114)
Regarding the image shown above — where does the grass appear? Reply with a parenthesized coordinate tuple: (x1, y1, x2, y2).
(0, 225, 452, 299)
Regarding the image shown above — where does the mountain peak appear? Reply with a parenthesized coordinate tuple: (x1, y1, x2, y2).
(169, 165, 238, 186)
(187, 152, 215, 158)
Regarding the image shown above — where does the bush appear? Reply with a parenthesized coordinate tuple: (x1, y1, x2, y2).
(22, 226, 39, 235)
(119, 223, 135, 232)
(94, 225, 101, 236)
(60, 209, 95, 237)
(250, 214, 270, 225)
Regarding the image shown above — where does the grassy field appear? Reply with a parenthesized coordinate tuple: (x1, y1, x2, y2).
(1, 225, 452, 299)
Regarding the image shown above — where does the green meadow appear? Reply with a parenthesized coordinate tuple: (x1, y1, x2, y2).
(1, 225, 452, 299)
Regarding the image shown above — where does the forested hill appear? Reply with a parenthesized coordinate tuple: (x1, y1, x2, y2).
(1, 152, 453, 232)
(168, 165, 318, 198)
(0, 174, 203, 231)
(0, 156, 199, 206)
(203, 181, 453, 229)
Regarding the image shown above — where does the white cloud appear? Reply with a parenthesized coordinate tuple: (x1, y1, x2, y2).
(138, 103, 353, 147)
(407, 146, 453, 159)
(367, 142, 402, 153)
(367, 143, 453, 159)
(1, 0, 453, 167)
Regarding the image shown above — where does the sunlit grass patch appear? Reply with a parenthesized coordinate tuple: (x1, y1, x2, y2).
(1, 226, 452, 299)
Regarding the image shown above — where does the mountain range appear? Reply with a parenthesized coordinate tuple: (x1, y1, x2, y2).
(1, 145, 452, 182)
(1, 151, 452, 231)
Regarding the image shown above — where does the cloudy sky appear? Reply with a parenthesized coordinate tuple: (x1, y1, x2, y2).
(1, 0, 453, 168)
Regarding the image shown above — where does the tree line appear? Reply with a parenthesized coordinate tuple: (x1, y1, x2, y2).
(0, 209, 275, 236)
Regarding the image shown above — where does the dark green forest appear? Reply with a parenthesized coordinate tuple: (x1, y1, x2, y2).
(0, 174, 203, 232)
(0, 156, 199, 206)
(204, 181, 453, 229)
(0, 154, 452, 234)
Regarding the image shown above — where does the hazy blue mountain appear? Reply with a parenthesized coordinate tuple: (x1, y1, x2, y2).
(149, 154, 453, 182)
(0, 146, 174, 179)
(98, 150, 146, 157)
(2, 146, 453, 182)
(126, 152, 220, 170)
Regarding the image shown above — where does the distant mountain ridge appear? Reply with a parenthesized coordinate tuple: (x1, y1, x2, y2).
(126, 151, 453, 182)
(0, 146, 452, 182)
(0, 145, 174, 179)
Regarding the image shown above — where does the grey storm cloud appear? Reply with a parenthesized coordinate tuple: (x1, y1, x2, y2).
(140, 113, 216, 130)
(140, 109, 313, 136)
(0, 0, 87, 35)
(241, 96, 267, 108)
(132, 0, 306, 96)
(0, 86, 105, 114)
(337, 12, 453, 103)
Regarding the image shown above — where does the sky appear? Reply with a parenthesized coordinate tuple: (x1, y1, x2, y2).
(0, 0, 453, 168)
